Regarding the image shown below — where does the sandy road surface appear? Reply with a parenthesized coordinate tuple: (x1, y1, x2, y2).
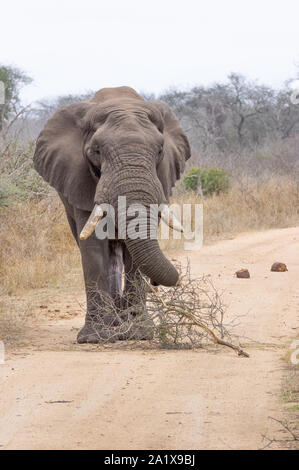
(0, 227, 298, 449)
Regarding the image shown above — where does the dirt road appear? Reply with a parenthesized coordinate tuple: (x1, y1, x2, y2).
(0, 227, 298, 449)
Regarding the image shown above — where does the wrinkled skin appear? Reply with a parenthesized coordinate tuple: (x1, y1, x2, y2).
(34, 87, 190, 343)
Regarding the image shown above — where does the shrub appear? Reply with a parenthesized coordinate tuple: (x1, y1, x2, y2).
(200, 167, 230, 195)
(183, 167, 201, 191)
(184, 167, 229, 195)
(0, 140, 49, 206)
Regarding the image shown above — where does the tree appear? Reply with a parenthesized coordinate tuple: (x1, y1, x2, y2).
(0, 65, 32, 131)
(158, 74, 294, 156)
(34, 91, 93, 122)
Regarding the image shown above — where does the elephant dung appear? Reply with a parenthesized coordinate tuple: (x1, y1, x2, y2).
(235, 268, 250, 279)
(271, 262, 288, 272)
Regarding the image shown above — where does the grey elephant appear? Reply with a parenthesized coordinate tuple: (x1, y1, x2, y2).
(34, 86, 190, 343)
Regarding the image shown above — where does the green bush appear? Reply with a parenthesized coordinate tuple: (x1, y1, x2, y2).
(183, 167, 201, 191)
(184, 167, 229, 196)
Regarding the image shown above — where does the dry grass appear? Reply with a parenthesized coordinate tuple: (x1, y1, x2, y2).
(161, 175, 299, 250)
(202, 175, 299, 238)
(0, 195, 80, 294)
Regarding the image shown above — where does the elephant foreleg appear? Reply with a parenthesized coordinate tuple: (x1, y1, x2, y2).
(60, 195, 117, 343)
(118, 246, 154, 340)
(123, 245, 146, 315)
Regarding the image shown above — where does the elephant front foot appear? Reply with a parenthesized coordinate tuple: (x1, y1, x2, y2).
(77, 322, 118, 344)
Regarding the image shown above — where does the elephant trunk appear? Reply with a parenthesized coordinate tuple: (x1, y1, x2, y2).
(124, 236, 179, 286)
(93, 164, 180, 287)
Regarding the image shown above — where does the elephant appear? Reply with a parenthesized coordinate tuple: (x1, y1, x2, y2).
(34, 86, 191, 343)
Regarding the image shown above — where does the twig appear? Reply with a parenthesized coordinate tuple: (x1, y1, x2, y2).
(145, 278, 249, 357)
(260, 416, 299, 449)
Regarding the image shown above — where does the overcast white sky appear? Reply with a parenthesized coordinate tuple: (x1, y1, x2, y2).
(1, 0, 298, 104)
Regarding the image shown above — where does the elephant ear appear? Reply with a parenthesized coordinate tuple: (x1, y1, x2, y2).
(34, 101, 96, 211)
(151, 101, 191, 200)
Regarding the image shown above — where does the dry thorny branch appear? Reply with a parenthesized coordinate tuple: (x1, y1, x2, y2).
(87, 263, 249, 357)
(260, 417, 299, 450)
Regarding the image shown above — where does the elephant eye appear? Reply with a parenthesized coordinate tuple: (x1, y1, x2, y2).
(88, 146, 101, 164)
(92, 146, 101, 156)
(157, 145, 164, 162)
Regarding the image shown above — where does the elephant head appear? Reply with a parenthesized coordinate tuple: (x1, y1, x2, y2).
(34, 87, 190, 287)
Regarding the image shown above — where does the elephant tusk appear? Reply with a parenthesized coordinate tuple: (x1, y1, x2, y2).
(160, 205, 184, 233)
(79, 204, 104, 240)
